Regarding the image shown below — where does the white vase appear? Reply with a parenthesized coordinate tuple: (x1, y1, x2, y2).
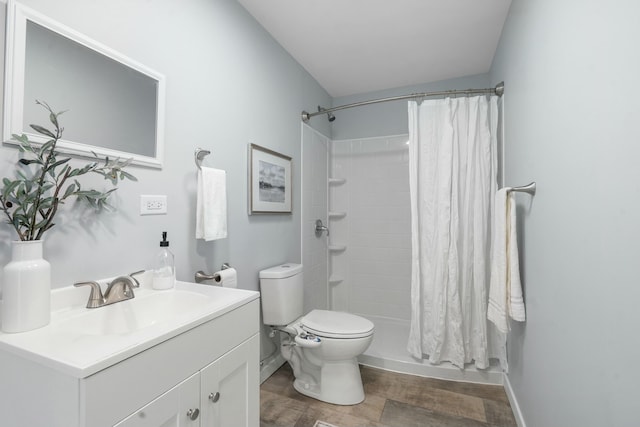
(1, 240, 51, 333)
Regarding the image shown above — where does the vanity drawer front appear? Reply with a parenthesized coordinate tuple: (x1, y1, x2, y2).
(81, 299, 259, 427)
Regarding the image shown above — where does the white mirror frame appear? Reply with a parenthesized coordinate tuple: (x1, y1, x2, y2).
(3, 1, 166, 168)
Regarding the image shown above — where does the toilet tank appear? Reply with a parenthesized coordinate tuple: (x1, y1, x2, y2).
(259, 263, 304, 326)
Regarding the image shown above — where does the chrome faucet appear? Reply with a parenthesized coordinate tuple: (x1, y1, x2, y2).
(74, 271, 144, 309)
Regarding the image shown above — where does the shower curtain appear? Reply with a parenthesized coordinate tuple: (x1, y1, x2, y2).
(406, 95, 506, 369)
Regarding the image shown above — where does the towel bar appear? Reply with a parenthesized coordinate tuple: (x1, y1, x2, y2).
(508, 182, 536, 196)
(195, 148, 211, 170)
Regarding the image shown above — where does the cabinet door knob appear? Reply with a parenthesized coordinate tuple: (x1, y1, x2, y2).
(209, 392, 220, 403)
(186, 408, 200, 420)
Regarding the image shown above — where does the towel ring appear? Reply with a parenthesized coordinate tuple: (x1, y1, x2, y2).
(195, 148, 211, 170)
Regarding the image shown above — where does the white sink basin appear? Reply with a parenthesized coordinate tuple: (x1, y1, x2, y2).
(0, 279, 259, 378)
(55, 289, 212, 336)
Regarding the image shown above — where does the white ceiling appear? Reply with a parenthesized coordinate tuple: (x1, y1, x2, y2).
(237, 0, 512, 98)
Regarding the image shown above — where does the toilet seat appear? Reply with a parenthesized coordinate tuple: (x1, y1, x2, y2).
(300, 310, 374, 339)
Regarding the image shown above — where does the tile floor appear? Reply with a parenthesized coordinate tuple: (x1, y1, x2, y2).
(260, 364, 517, 427)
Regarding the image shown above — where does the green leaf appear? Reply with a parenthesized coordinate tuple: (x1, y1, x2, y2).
(40, 183, 55, 193)
(2, 180, 20, 198)
(29, 124, 55, 138)
(37, 197, 54, 211)
(39, 140, 55, 155)
(119, 170, 138, 181)
(18, 158, 42, 166)
(80, 163, 96, 175)
(47, 157, 71, 172)
(12, 133, 30, 145)
(34, 217, 51, 230)
(49, 112, 58, 128)
(75, 190, 102, 198)
(62, 183, 76, 199)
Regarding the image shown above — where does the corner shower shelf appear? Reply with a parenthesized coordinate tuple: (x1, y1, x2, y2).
(329, 276, 344, 285)
(329, 178, 346, 185)
(328, 211, 347, 219)
(328, 245, 347, 252)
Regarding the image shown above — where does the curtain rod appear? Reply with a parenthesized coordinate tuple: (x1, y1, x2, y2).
(302, 81, 504, 123)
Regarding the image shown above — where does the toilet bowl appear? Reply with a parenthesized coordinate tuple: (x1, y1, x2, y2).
(259, 264, 374, 405)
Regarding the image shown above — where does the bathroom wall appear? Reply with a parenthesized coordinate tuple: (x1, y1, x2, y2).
(330, 135, 411, 320)
(0, 0, 331, 299)
(490, 1, 640, 426)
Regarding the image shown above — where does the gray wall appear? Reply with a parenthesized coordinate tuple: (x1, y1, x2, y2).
(491, 1, 640, 426)
(330, 73, 491, 140)
(0, 0, 331, 300)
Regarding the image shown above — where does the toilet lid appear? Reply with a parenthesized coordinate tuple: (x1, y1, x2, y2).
(300, 310, 374, 339)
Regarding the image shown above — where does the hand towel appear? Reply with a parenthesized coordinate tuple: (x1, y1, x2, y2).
(507, 193, 526, 322)
(488, 188, 526, 333)
(196, 167, 228, 241)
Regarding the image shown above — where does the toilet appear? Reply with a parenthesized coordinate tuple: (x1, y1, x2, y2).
(259, 263, 374, 405)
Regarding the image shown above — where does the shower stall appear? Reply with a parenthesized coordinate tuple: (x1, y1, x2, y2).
(300, 82, 506, 384)
(302, 126, 501, 384)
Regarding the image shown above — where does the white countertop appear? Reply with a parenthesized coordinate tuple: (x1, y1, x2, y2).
(0, 280, 259, 378)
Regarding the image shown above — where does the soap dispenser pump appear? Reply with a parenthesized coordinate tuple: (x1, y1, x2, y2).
(152, 231, 175, 290)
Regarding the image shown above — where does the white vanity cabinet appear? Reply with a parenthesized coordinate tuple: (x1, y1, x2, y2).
(0, 286, 260, 427)
(115, 334, 259, 427)
(199, 334, 259, 426)
(114, 372, 201, 427)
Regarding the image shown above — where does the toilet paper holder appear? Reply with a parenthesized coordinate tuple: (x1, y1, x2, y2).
(195, 263, 231, 284)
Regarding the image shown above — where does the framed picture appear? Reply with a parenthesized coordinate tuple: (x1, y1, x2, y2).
(248, 143, 292, 214)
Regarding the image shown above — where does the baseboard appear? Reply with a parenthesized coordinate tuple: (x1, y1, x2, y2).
(503, 372, 526, 427)
(260, 353, 285, 384)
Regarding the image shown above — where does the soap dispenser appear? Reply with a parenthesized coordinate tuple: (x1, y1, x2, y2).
(153, 231, 175, 290)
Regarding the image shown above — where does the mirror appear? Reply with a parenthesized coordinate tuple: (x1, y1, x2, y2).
(3, 1, 166, 168)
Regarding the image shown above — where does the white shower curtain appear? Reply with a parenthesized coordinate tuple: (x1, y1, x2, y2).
(406, 95, 506, 369)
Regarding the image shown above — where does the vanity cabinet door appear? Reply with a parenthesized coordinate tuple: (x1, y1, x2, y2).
(200, 334, 259, 427)
(114, 373, 201, 427)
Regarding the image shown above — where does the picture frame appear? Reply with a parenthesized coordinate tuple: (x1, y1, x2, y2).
(248, 143, 292, 214)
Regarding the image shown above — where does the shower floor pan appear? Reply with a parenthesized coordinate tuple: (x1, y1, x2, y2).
(358, 315, 503, 385)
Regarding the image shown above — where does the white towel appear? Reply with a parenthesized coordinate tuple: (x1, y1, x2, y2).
(196, 167, 227, 241)
(488, 188, 526, 333)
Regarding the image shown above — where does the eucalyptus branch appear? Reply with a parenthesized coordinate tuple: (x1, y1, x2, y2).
(0, 101, 137, 241)
(27, 105, 62, 240)
(32, 167, 72, 241)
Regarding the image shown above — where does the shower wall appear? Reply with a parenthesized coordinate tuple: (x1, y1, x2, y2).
(301, 124, 329, 313)
(330, 135, 411, 320)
